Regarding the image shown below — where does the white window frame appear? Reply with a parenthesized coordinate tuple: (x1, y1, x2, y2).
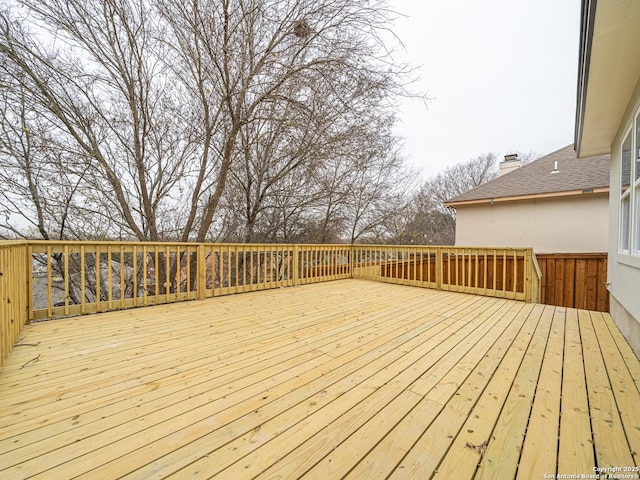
(620, 126, 632, 254)
(620, 106, 640, 258)
(633, 110, 640, 256)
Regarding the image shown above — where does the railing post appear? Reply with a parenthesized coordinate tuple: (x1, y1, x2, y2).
(523, 248, 532, 303)
(524, 248, 541, 303)
(436, 247, 442, 291)
(197, 243, 206, 301)
(293, 244, 299, 286)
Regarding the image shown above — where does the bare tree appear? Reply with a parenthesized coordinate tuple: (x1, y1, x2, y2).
(378, 153, 499, 245)
(0, 0, 418, 297)
(513, 149, 542, 165)
(379, 182, 454, 245)
(156, 0, 412, 242)
(427, 153, 498, 205)
(339, 141, 414, 244)
(1, 0, 411, 242)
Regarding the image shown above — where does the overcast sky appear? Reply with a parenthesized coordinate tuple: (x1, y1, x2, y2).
(388, 0, 581, 179)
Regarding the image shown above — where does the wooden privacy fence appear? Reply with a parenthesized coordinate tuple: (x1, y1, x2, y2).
(536, 253, 609, 312)
(0, 241, 542, 366)
(351, 246, 540, 303)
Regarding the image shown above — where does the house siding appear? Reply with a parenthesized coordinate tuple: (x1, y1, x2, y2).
(608, 76, 640, 356)
(454, 194, 609, 253)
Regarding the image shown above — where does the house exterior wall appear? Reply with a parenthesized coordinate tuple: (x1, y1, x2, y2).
(454, 194, 609, 253)
(608, 77, 640, 358)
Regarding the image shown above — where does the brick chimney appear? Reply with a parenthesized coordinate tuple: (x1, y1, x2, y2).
(499, 154, 522, 176)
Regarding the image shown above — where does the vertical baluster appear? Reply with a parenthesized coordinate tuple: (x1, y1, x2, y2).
(186, 246, 191, 299)
(96, 246, 101, 312)
(153, 246, 159, 304)
(63, 245, 69, 315)
(250, 245, 255, 289)
(107, 246, 113, 309)
(483, 250, 488, 295)
(227, 244, 231, 291)
(143, 245, 148, 305)
(46, 245, 52, 318)
(474, 248, 479, 293)
(27, 244, 33, 321)
(502, 250, 507, 297)
(119, 245, 125, 308)
(513, 250, 518, 297)
(132, 245, 137, 307)
(175, 245, 181, 301)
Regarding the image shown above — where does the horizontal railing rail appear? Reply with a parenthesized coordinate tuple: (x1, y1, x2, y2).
(0, 240, 541, 366)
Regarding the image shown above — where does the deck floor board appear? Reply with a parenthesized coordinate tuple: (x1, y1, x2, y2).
(0, 279, 638, 479)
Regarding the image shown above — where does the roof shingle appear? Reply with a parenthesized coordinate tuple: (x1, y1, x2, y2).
(445, 144, 610, 205)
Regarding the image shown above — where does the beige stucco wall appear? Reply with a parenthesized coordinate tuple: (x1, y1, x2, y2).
(454, 193, 609, 253)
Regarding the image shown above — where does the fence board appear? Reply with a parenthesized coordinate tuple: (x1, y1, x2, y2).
(554, 258, 564, 306)
(562, 260, 575, 308)
(575, 259, 587, 309)
(596, 257, 608, 309)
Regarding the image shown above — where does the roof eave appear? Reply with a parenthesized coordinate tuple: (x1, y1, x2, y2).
(574, 0, 597, 158)
(574, 0, 640, 157)
(444, 186, 610, 207)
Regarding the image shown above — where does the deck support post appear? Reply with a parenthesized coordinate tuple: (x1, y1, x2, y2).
(436, 247, 442, 291)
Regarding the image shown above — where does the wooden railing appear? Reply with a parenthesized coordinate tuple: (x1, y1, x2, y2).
(0, 241, 541, 366)
(27, 242, 351, 321)
(352, 246, 540, 303)
(0, 242, 29, 364)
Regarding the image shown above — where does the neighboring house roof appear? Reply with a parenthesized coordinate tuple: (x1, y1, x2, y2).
(445, 144, 610, 206)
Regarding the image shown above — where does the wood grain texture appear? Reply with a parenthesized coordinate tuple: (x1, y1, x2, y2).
(536, 253, 609, 312)
(0, 279, 638, 480)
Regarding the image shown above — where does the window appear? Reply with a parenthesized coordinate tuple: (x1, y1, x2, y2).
(620, 130, 632, 253)
(620, 109, 640, 257)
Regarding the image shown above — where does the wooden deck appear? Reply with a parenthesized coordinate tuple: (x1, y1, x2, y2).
(1, 279, 639, 479)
